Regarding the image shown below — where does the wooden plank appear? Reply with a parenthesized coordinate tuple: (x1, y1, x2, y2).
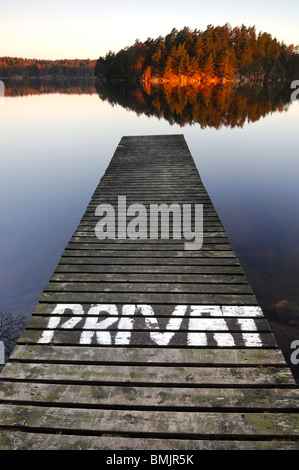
(65, 243, 232, 251)
(9, 345, 288, 366)
(61, 249, 237, 258)
(1, 382, 299, 409)
(39, 292, 258, 304)
(54, 264, 244, 274)
(75, 225, 226, 232)
(50, 272, 248, 283)
(1, 432, 298, 450)
(54, 264, 245, 274)
(69, 237, 230, 244)
(0, 405, 298, 437)
(31, 303, 264, 316)
(58, 257, 241, 266)
(43, 281, 253, 294)
(70, 232, 228, 239)
(25, 316, 271, 332)
(1, 363, 294, 386)
(17, 330, 276, 347)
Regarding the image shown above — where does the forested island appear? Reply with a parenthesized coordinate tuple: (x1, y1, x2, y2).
(94, 24, 299, 85)
(0, 57, 96, 79)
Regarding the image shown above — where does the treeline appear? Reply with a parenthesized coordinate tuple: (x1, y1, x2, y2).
(0, 57, 96, 78)
(95, 24, 296, 83)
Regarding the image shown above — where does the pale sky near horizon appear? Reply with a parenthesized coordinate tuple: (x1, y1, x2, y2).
(1, 0, 298, 60)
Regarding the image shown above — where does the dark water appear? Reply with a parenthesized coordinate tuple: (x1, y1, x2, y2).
(1, 77, 299, 382)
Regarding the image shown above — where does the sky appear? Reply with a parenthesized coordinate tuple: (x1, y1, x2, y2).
(1, 0, 298, 60)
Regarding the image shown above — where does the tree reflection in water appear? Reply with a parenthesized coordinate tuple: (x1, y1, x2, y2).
(2, 77, 96, 97)
(95, 80, 292, 129)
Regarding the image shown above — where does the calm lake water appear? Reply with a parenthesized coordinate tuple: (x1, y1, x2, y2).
(1, 78, 299, 382)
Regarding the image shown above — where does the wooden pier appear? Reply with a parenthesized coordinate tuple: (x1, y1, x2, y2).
(0, 134, 298, 450)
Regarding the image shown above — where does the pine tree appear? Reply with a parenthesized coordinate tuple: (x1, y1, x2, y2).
(203, 53, 214, 77)
(217, 49, 235, 80)
(163, 56, 174, 78)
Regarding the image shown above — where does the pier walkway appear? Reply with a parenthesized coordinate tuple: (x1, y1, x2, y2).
(0, 135, 298, 450)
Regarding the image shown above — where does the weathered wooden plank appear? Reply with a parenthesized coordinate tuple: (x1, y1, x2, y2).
(50, 272, 247, 284)
(89, 193, 212, 197)
(75, 225, 226, 232)
(91, 177, 207, 181)
(3, 363, 291, 386)
(82, 221, 220, 228)
(70, 237, 229, 244)
(1, 432, 298, 450)
(58, 256, 241, 265)
(93, 186, 208, 190)
(91, 186, 209, 189)
(91, 185, 211, 190)
(80, 219, 222, 227)
(1, 382, 299, 409)
(84, 213, 219, 220)
(0, 405, 298, 437)
(78, 221, 225, 228)
(86, 200, 217, 206)
(90, 192, 214, 196)
(31, 304, 264, 317)
(72, 232, 228, 238)
(43, 281, 253, 294)
(39, 292, 257, 305)
(87, 201, 214, 207)
(9, 345, 288, 366)
(61, 249, 237, 258)
(25, 316, 271, 332)
(65, 243, 232, 251)
(90, 182, 210, 185)
(54, 264, 244, 274)
(18, 329, 276, 347)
